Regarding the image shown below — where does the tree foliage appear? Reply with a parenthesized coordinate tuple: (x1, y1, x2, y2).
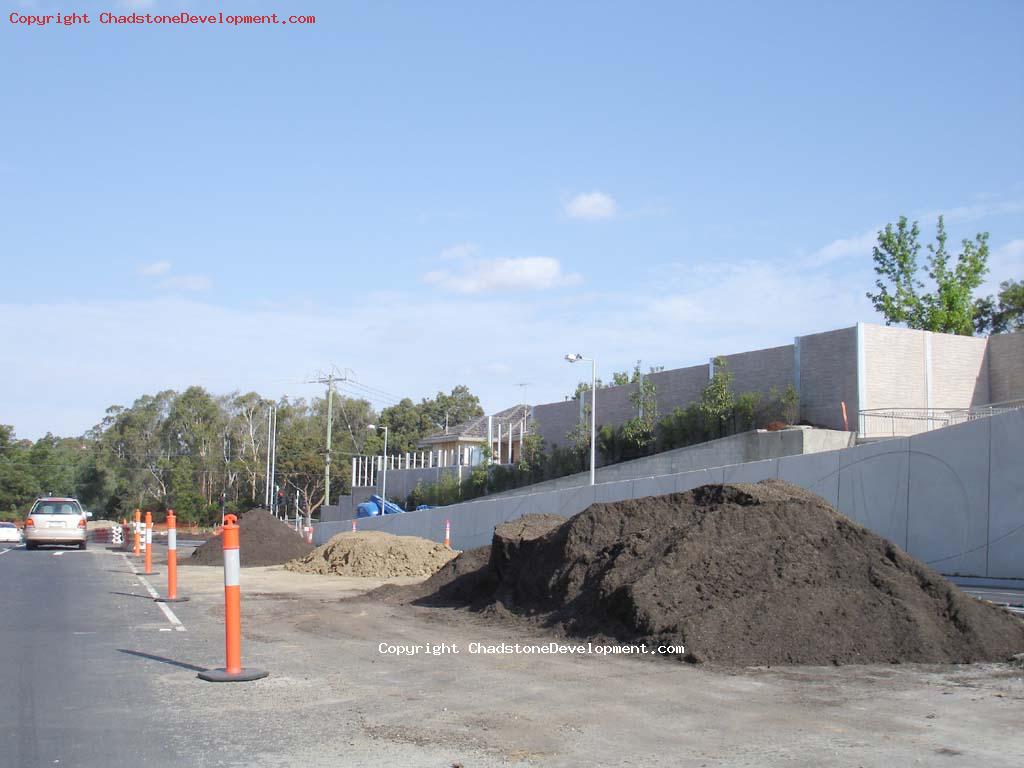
(867, 215, 989, 336)
(0, 383, 486, 523)
(974, 279, 1024, 335)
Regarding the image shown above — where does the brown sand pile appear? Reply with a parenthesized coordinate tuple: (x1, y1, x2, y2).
(185, 509, 313, 567)
(384, 481, 1024, 666)
(285, 530, 459, 578)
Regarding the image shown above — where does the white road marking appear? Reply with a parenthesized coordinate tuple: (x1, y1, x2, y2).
(121, 553, 186, 632)
(53, 552, 64, 557)
(0, 548, 10, 556)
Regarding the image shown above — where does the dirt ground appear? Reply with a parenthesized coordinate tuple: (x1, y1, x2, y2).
(155, 557, 1024, 767)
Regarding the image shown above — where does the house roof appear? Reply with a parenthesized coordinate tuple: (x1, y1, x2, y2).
(418, 404, 531, 446)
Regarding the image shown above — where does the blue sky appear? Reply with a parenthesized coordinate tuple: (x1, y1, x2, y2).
(2, 0, 1023, 438)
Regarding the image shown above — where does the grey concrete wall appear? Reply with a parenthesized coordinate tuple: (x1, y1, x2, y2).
(798, 326, 858, 429)
(371, 427, 854, 512)
(989, 332, 1024, 403)
(481, 428, 853, 500)
(648, 364, 710, 419)
(532, 399, 579, 452)
(316, 410, 1024, 581)
(722, 344, 795, 397)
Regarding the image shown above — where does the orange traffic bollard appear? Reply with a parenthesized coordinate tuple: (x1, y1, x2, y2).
(198, 514, 268, 683)
(351, 519, 357, 532)
(133, 509, 141, 556)
(156, 509, 188, 603)
(444, 519, 451, 549)
(143, 511, 157, 576)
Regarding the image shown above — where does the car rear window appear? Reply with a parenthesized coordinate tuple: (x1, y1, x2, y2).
(31, 501, 82, 515)
(0, 522, 15, 528)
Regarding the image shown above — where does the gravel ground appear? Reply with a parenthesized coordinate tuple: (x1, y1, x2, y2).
(152, 559, 1024, 767)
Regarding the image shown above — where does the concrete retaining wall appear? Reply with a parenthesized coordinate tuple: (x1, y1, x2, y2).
(316, 410, 1024, 580)
(367, 427, 854, 508)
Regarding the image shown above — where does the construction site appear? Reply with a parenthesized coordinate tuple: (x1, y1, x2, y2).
(64, 394, 1021, 766)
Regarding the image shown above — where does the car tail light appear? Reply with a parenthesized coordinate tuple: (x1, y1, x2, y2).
(78, 518, 87, 529)
(25, 518, 34, 527)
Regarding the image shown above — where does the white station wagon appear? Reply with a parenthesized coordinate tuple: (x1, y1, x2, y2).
(24, 497, 90, 550)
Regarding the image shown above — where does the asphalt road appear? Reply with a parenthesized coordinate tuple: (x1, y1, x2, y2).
(0, 543, 190, 767)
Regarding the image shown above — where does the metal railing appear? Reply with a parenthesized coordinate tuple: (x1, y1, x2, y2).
(858, 400, 1024, 438)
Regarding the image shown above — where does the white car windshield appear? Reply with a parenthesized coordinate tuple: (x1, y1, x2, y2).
(31, 501, 82, 515)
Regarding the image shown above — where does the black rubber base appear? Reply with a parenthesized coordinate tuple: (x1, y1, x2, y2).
(197, 668, 269, 683)
(154, 596, 190, 603)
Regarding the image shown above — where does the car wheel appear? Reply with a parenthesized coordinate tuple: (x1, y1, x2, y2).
(79, 540, 87, 550)
(26, 542, 37, 550)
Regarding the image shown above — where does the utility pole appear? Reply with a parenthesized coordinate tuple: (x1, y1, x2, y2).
(308, 367, 351, 509)
(264, 406, 272, 508)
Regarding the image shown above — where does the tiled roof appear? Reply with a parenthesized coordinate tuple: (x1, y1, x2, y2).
(419, 404, 530, 444)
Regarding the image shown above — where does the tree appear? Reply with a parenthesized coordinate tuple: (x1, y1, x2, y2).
(700, 358, 735, 437)
(974, 279, 1024, 335)
(418, 386, 484, 433)
(379, 398, 430, 454)
(867, 215, 989, 336)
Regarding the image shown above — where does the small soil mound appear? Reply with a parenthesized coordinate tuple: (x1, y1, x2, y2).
(386, 481, 1024, 666)
(375, 546, 496, 605)
(185, 509, 313, 567)
(285, 530, 459, 578)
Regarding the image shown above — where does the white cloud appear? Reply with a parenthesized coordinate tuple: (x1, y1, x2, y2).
(923, 198, 1024, 223)
(979, 238, 1024, 295)
(424, 256, 581, 294)
(439, 242, 479, 261)
(804, 229, 877, 267)
(160, 275, 212, 291)
(565, 191, 617, 220)
(138, 260, 172, 276)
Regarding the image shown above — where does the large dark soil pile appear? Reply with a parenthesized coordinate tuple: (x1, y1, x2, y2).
(383, 481, 1024, 665)
(185, 509, 313, 567)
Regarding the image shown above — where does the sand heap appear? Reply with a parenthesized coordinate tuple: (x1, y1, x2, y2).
(386, 481, 1024, 666)
(186, 509, 313, 567)
(285, 530, 459, 578)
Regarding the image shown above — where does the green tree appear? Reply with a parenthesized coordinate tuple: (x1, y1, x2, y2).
(700, 358, 735, 437)
(974, 278, 1024, 335)
(379, 398, 430, 454)
(418, 385, 484, 433)
(867, 215, 989, 336)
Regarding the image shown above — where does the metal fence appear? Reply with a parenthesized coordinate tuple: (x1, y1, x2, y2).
(858, 400, 1024, 438)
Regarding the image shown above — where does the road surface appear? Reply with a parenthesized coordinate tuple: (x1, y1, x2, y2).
(2, 541, 1022, 768)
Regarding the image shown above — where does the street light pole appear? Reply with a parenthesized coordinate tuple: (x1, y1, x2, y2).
(366, 425, 389, 514)
(564, 354, 597, 486)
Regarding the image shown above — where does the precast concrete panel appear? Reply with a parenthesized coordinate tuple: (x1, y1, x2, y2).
(984, 410, 1024, 578)
(907, 417, 990, 576)
(632, 475, 678, 499)
(778, 450, 841, 508)
(595, 480, 635, 504)
(675, 468, 722, 493)
(837, 438, 910, 550)
(721, 459, 779, 485)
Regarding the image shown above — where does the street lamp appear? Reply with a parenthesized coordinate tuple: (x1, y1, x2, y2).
(565, 353, 596, 486)
(366, 424, 388, 514)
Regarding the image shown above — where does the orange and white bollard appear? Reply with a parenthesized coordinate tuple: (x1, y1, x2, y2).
(133, 509, 141, 556)
(444, 519, 451, 549)
(198, 514, 268, 683)
(351, 519, 357, 532)
(156, 509, 188, 603)
(143, 511, 157, 576)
